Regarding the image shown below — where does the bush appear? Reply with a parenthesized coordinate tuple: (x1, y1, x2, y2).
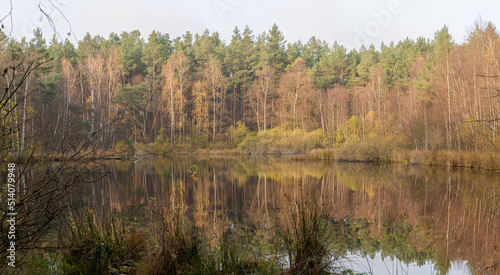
(238, 128, 327, 155)
(133, 142, 151, 156)
(238, 132, 259, 154)
(191, 126, 209, 148)
(392, 150, 410, 163)
(238, 129, 282, 155)
(232, 121, 249, 146)
(305, 129, 328, 150)
(23, 253, 66, 275)
(409, 150, 425, 165)
(115, 139, 135, 156)
(335, 116, 362, 145)
(304, 149, 337, 161)
(151, 129, 171, 155)
(337, 137, 394, 162)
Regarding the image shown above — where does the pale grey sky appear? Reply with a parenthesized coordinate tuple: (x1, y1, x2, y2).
(2, 0, 499, 49)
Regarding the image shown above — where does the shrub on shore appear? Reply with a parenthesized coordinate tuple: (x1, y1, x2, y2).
(336, 137, 394, 163)
(150, 129, 172, 155)
(403, 150, 499, 169)
(238, 128, 327, 155)
(296, 143, 499, 171)
(114, 139, 135, 156)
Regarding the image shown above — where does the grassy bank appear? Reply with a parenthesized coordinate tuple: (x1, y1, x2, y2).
(120, 127, 500, 171)
(293, 148, 499, 170)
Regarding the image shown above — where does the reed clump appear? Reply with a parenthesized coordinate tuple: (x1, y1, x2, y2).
(60, 199, 344, 274)
(62, 211, 146, 274)
(283, 188, 343, 274)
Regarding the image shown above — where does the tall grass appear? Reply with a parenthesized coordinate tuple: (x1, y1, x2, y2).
(60, 201, 342, 274)
(283, 182, 343, 274)
(62, 211, 146, 274)
(136, 176, 201, 274)
(60, 168, 347, 274)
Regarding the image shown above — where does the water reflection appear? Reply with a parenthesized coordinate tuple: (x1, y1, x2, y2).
(74, 157, 499, 274)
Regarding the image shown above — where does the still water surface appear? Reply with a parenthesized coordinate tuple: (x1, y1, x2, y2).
(75, 157, 499, 274)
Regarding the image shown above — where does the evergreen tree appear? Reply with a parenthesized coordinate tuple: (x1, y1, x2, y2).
(302, 36, 329, 68)
(119, 30, 146, 82)
(266, 23, 287, 80)
(356, 45, 378, 87)
(286, 40, 303, 65)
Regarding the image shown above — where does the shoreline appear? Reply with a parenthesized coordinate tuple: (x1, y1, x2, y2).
(290, 148, 500, 171)
(123, 147, 500, 171)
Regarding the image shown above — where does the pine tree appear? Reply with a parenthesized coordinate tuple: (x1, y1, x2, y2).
(119, 30, 146, 82)
(266, 24, 287, 80)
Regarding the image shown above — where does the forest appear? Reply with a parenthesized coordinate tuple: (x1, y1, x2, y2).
(1, 21, 500, 159)
(1, 19, 500, 274)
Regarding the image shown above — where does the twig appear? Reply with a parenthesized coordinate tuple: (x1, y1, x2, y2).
(476, 74, 499, 78)
(0, 0, 13, 36)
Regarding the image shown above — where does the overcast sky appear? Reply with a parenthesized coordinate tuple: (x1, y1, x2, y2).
(2, 0, 499, 49)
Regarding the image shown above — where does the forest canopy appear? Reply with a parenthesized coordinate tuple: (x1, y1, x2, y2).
(1, 21, 500, 156)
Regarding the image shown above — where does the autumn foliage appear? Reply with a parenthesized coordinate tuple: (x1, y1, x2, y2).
(2, 21, 500, 158)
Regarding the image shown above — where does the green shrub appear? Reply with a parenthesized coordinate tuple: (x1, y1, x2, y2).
(232, 121, 249, 145)
(238, 128, 326, 155)
(238, 132, 259, 154)
(305, 129, 328, 150)
(23, 253, 65, 275)
(115, 139, 135, 156)
(307, 148, 337, 161)
(133, 142, 150, 156)
(335, 116, 362, 145)
(151, 129, 171, 155)
(191, 126, 209, 148)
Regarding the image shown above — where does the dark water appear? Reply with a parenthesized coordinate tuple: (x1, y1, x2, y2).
(74, 157, 500, 274)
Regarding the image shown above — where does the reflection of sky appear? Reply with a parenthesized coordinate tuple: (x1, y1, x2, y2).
(340, 252, 469, 275)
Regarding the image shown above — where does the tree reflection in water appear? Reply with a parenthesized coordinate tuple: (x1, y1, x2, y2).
(77, 157, 499, 274)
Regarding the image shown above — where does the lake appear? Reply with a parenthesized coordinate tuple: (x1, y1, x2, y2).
(73, 156, 499, 274)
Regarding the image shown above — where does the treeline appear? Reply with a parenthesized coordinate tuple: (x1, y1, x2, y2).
(1, 21, 499, 155)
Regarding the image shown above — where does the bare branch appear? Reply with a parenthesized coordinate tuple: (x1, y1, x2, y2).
(482, 94, 500, 99)
(1, 0, 76, 42)
(47, 0, 76, 38)
(38, 1, 63, 41)
(463, 118, 500, 123)
(476, 74, 499, 78)
(0, 0, 13, 36)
